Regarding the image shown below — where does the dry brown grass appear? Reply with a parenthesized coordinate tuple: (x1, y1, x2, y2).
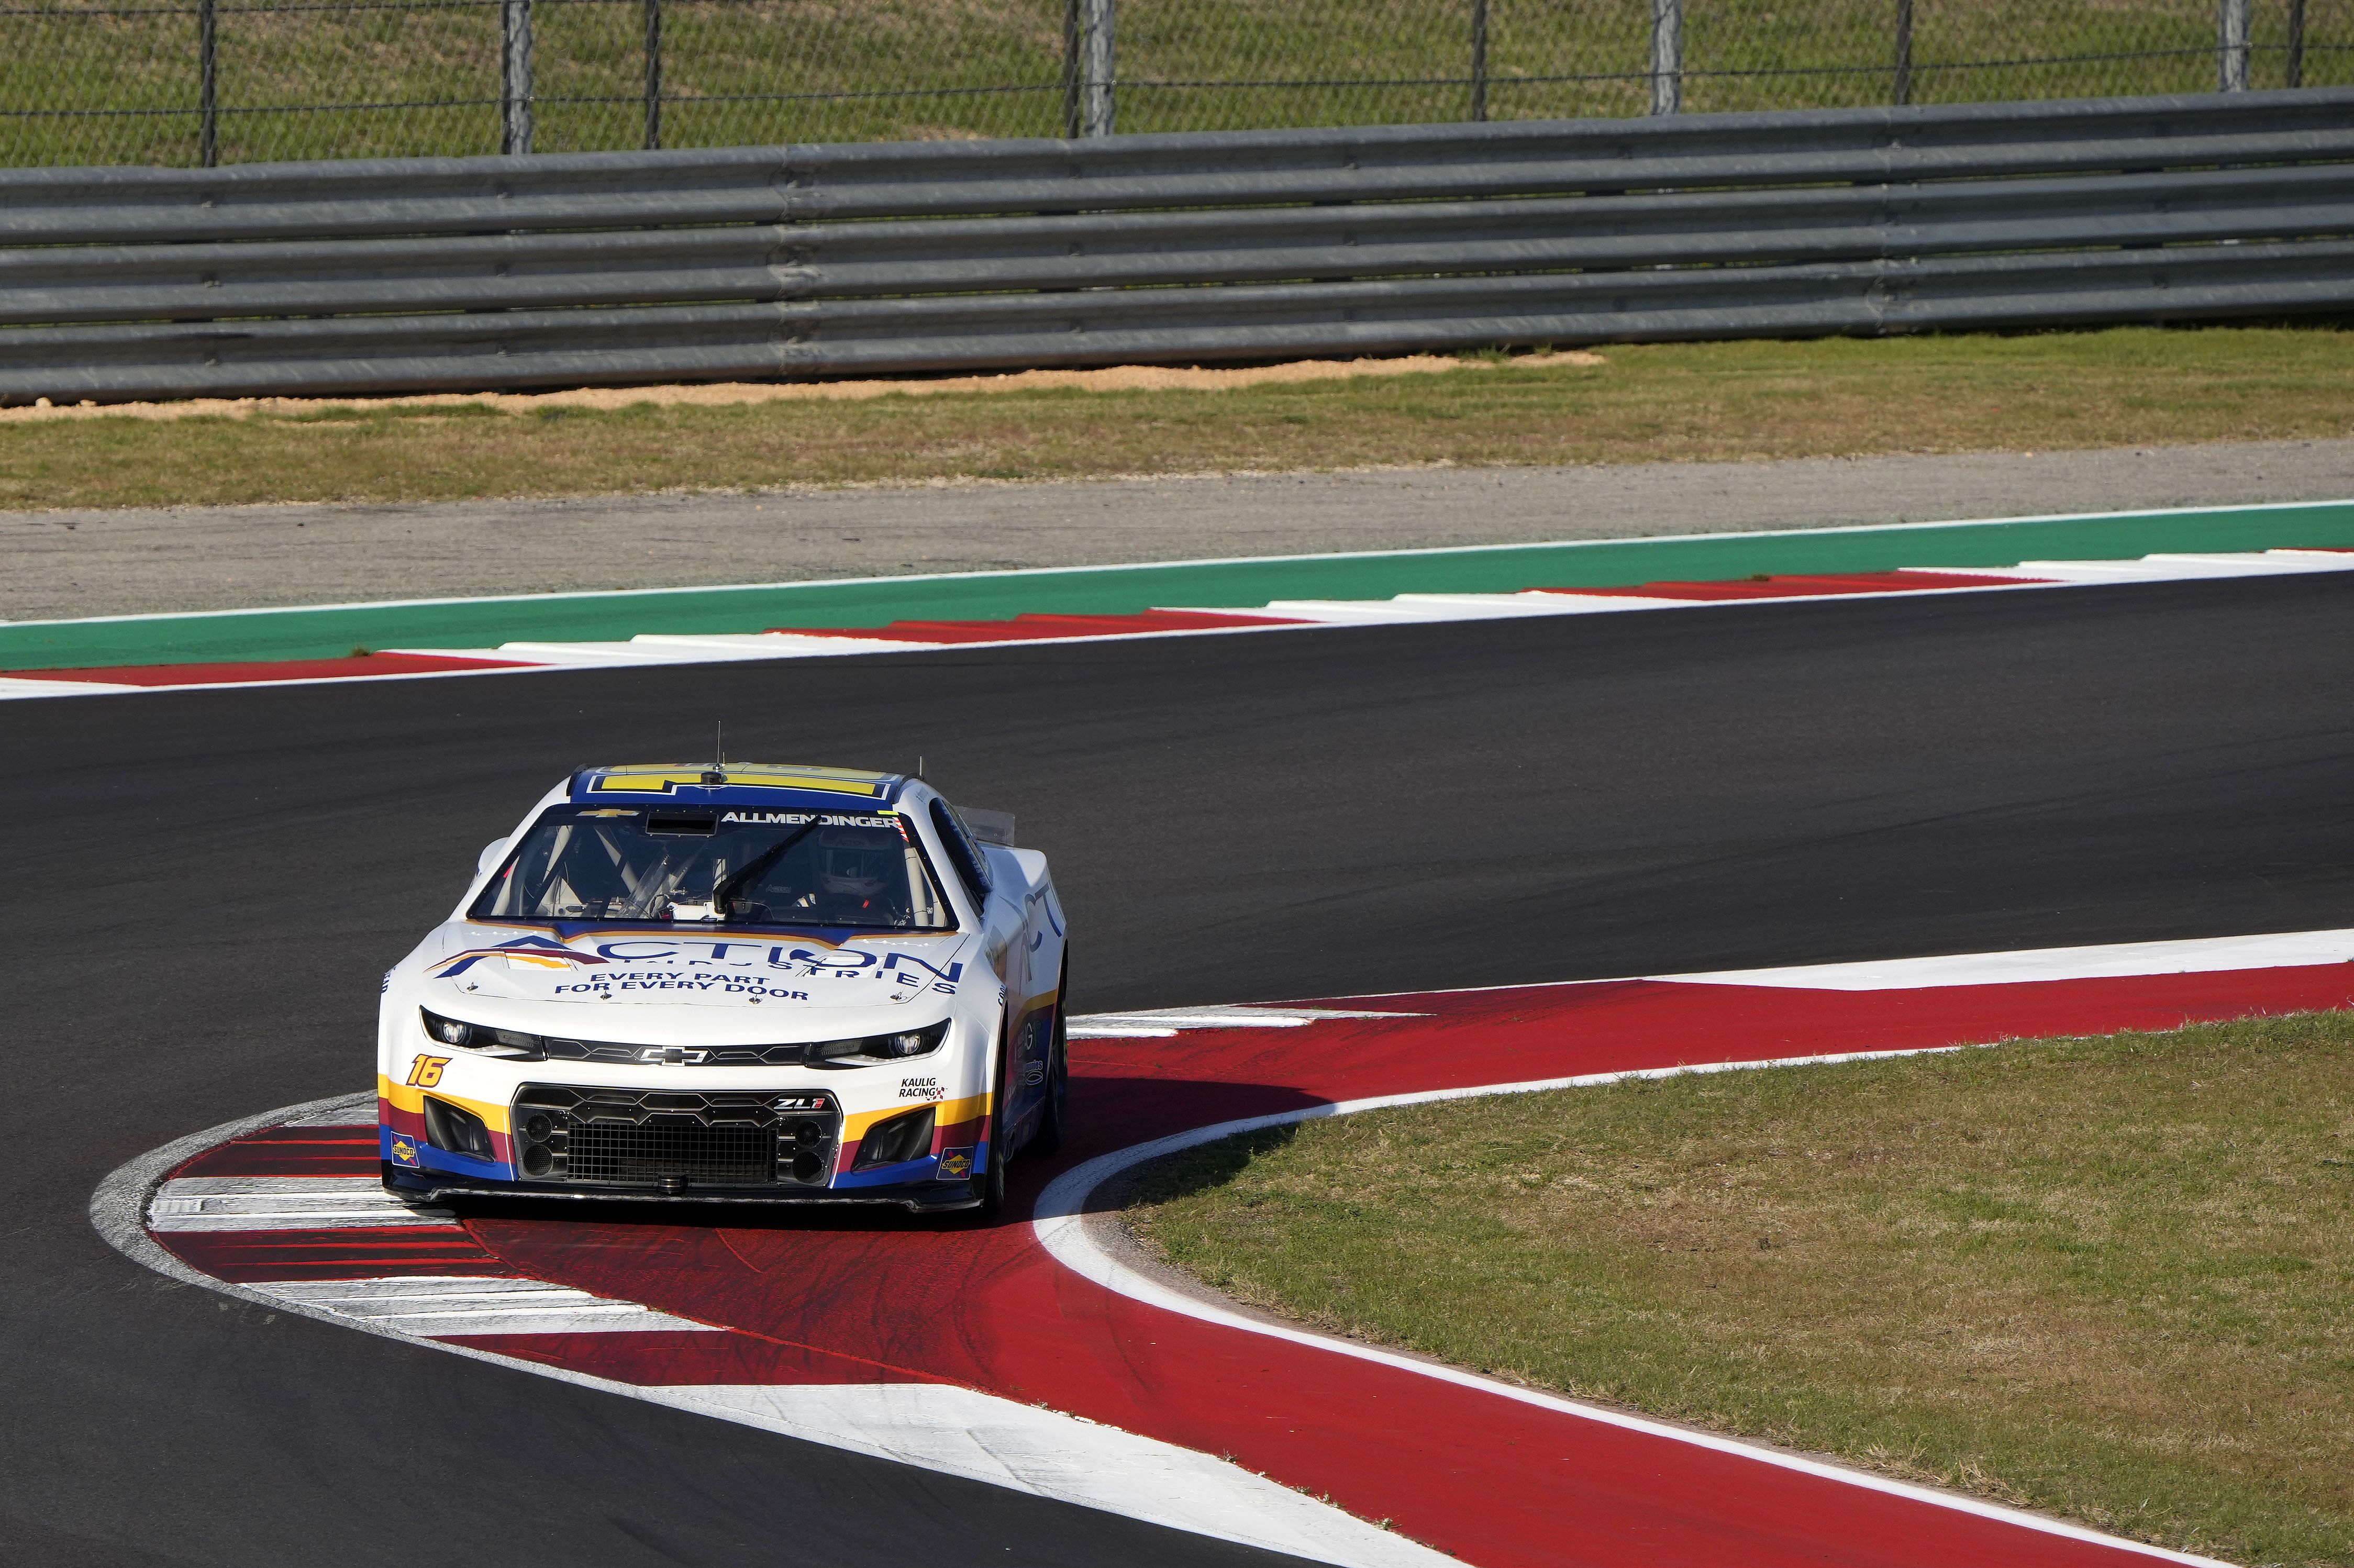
(3, 327, 2352, 511)
(1129, 1011, 2354, 1566)
(0, 351, 1594, 422)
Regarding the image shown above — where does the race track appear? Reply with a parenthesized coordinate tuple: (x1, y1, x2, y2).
(12, 570, 2354, 1564)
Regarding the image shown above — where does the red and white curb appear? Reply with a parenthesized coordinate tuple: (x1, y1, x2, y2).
(99, 1093, 1436, 1566)
(15, 545, 2354, 698)
(95, 928, 2354, 1567)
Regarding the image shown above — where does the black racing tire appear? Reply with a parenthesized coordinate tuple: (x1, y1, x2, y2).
(968, 1019, 1011, 1218)
(1030, 953, 1072, 1156)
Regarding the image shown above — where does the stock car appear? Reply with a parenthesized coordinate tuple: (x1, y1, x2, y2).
(378, 763, 1069, 1214)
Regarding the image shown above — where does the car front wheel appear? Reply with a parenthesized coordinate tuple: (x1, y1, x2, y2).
(968, 1023, 1011, 1217)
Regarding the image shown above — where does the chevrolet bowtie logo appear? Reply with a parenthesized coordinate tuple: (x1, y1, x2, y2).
(638, 1046, 706, 1064)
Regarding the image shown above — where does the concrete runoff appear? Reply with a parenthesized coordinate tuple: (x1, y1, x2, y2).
(5, 437, 2352, 621)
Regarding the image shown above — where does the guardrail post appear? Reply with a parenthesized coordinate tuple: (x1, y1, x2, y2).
(2218, 0, 2250, 90)
(197, 0, 218, 166)
(1470, 0, 1489, 121)
(1892, 0, 1913, 106)
(2286, 0, 2306, 86)
(1649, 0, 1682, 115)
(501, 0, 534, 154)
(1080, 0, 1114, 136)
(642, 0, 661, 149)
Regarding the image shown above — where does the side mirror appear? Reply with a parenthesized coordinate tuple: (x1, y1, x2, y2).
(476, 837, 512, 876)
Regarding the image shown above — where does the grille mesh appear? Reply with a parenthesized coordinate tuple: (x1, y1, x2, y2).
(512, 1083, 837, 1189)
(564, 1121, 775, 1186)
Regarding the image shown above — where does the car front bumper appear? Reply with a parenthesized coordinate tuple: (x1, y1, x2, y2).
(379, 1067, 991, 1211)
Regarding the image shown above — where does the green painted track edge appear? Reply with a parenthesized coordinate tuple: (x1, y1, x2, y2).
(7, 501, 2353, 673)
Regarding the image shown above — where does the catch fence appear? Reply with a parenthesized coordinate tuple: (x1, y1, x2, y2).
(6, 0, 2352, 168)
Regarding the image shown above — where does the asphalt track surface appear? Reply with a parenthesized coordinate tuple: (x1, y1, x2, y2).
(12, 571, 2354, 1565)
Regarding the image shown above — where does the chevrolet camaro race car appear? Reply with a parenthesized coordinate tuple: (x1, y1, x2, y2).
(379, 763, 1068, 1214)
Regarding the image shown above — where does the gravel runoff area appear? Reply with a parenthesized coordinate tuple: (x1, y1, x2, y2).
(8, 438, 2352, 621)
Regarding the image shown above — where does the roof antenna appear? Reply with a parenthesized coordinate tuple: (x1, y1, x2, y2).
(916, 753, 926, 780)
(702, 722, 726, 786)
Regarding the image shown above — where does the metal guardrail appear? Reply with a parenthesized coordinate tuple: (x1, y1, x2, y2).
(3, 88, 2351, 403)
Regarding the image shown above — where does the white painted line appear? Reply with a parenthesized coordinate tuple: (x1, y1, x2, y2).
(2144, 552, 2352, 572)
(629, 632, 932, 656)
(1251, 600, 1468, 622)
(1032, 1046, 2240, 1568)
(148, 1175, 457, 1230)
(263, 1276, 547, 1302)
(1400, 592, 1640, 609)
(254, 1275, 723, 1337)
(156, 1176, 398, 1196)
(637, 1382, 1458, 1568)
(1070, 1006, 1425, 1040)
(1281, 925, 2354, 1009)
(2010, 560, 2256, 581)
(1907, 564, 2060, 580)
(1659, 927, 2354, 991)
(0, 675, 143, 696)
(1382, 594, 1596, 617)
(480, 641, 679, 663)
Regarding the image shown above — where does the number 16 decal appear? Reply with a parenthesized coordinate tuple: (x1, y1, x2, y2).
(406, 1054, 450, 1087)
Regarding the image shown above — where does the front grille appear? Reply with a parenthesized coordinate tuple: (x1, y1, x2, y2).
(567, 1122, 774, 1185)
(511, 1084, 839, 1191)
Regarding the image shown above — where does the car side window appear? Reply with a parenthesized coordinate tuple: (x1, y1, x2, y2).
(929, 797, 993, 904)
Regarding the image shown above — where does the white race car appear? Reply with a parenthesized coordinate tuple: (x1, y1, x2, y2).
(378, 763, 1068, 1214)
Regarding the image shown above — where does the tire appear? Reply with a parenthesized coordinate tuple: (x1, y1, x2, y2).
(1030, 956, 1071, 1156)
(968, 1019, 1011, 1218)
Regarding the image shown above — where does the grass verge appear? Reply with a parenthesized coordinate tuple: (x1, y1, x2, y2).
(7, 326, 2354, 512)
(1126, 1010, 2354, 1567)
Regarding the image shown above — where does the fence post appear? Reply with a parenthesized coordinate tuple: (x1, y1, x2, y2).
(1062, 0, 1082, 137)
(2218, 0, 2250, 90)
(1080, 0, 1114, 136)
(1470, 0, 1488, 121)
(2286, 0, 2306, 86)
(642, 0, 660, 150)
(501, 0, 534, 154)
(1649, 0, 1682, 115)
(1892, 0, 1913, 106)
(198, 0, 217, 166)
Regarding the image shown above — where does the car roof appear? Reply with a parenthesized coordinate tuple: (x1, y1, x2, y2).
(567, 762, 915, 813)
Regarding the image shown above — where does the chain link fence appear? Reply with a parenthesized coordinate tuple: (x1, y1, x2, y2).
(5, 0, 2349, 168)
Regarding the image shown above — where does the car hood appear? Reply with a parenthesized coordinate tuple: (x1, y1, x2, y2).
(413, 923, 980, 1019)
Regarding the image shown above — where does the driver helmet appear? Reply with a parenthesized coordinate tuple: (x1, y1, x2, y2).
(818, 833, 891, 898)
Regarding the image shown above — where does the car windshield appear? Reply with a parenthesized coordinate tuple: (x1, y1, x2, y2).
(472, 806, 956, 930)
